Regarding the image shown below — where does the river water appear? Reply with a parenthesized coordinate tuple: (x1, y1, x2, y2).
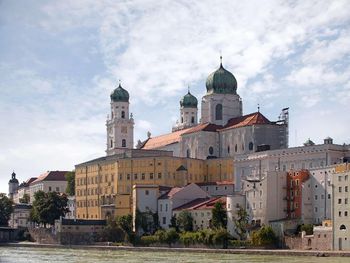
(0, 247, 349, 263)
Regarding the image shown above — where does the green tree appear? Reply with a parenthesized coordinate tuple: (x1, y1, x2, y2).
(251, 226, 278, 247)
(30, 191, 69, 226)
(169, 215, 179, 231)
(211, 201, 227, 229)
(0, 193, 13, 226)
(65, 171, 75, 196)
(233, 205, 249, 240)
(116, 214, 133, 238)
(177, 211, 193, 232)
(301, 224, 313, 235)
(103, 217, 125, 242)
(19, 193, 30, 204)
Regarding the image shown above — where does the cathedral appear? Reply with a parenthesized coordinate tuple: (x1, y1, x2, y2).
(106, 57, 289, 159)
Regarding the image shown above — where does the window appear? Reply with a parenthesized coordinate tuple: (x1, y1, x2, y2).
(158, 173, 162, 179)
(235, 144, 238, 152)
(186, 149, 190, 158)
(339, 187, 342, 193)
(49, 187, 52, 192)
(340, 224, 346, 230)
(345, 198, 348, 204)
(122, 139, 126, 147)
(315, 195, 318, 200)
(328, 194, 331, 199)
(162, 217, 166, 224)
(145, 190, 149, 195)
(165, 204, 168, 212)
(346, 186, 348, 192)
(134, 173, 138, 180)
(215, 104, 223, 120)
(160, 204, 163, 212)
(110, 140, 113, 148)
(191, 116, 195, 124)
(248, 142, 253, 151)
(338, 199, 342, 204)
(227, 146, 230, 154)
(121, 111, 125, 119)
(150, 173, 154, 179)
(339, 211, 342, 217)
(345, 211, 348, 217)
(141, 173, 145, 180)
(119, 174, 123, 180)
(209, 147, 214, 155)
(127, 174, 130, 180)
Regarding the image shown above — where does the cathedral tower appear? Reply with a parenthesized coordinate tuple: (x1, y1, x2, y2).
(201, 57, 242, 126)
(8, 171, 19, 200)
(173, 88, 198, 131)
(106, 82, 134, 156)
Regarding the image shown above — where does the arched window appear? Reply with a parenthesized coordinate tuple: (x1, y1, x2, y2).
(227, 146, 230, 154)
(249, 142, 254, 151)
(122, 139, 126, 147)
(181, 117, 184, 123)
(110, 140, 113, 148)
(186, 149, 190, 158)
(121, 111, 125, 119)
(209, 147, 214, 155)
(340, 224, 347, 230)
(191, 116, 195, 124)
(215, 104, 223, 120)
(235, 144, 238, 152)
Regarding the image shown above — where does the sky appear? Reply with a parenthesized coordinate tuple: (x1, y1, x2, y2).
(1, 0, 350, 194)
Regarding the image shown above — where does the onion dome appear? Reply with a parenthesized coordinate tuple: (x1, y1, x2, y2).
(206, 56, 237, 95)
(9, 172, 19, 184)
(180, 90, 198, 108)
(110, 83, 129, 102)
(304, 138, 315, 146)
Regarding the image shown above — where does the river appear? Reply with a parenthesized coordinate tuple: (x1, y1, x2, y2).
(0, 246, 349, 263)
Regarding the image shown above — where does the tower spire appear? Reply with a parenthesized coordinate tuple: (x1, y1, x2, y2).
(257, 103, 260, 112)
(188, 85, 190, 94)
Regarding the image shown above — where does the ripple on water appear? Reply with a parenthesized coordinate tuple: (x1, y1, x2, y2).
(0, 247, 349, 263)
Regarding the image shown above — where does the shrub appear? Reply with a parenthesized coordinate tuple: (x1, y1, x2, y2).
(229, 239, 252, 248)
(213, 228, 231, 248)
(301, 224, 313, 235)
(251, 226, 278, 247)
(140, 235, 158, 246)
(180, 232, 196, 247)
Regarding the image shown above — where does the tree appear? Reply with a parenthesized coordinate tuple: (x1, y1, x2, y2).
(65, 171, 75, 196)
(251, 226, 278, 247)
(169, 215, 179, 232)
(301, 224, 314, 235)
(103, 217, 125, 242)
(116, 214, 133, 238)
(211, 201, 227, 229)
(177, 211, 193, 232)
(233, 205, 249, 240)
(0, 193, 13, 226)
(19, 193, 30, 204)
(30, 191, 69, 226)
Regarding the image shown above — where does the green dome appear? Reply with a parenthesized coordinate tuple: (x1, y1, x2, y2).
(180, 91, 198, 108)
(206, 60, 237, 95)
(110, 83, 129, 102)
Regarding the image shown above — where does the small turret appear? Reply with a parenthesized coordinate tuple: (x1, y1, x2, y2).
(8, 171, 19, 200)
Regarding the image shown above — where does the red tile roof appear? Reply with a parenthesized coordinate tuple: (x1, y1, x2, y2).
(141, 127, 193, 149)
(182, 123, 222, 135)
(220, 112, 272, 131)
(174, 197, 226, 211)
(31, 171, 69, 185)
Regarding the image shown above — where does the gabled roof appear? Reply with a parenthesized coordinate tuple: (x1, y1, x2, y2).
(176, 165, 187, 171)
(173, 196, 225, 211)
(219, 112, 272, 131)
(141, 127, 194, 149)
(31, 171, 69, 185)
(19, 177, 37, 188)
(158, 187, 183, 200)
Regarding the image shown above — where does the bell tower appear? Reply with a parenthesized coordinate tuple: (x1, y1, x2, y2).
(173, 88, 198, 131)
(106, 82, 134, 156)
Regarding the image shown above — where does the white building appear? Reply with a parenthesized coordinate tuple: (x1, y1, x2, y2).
(226, 194, 246, 238)
(332, 164, 350, 251)
(65, 196, 76, 219)
(158, 183, 208, 229)
(234, 138, 350, 191)
(8, 204, 32, 228)
(242, 171, 287, 225)
(196, 181, 234, 196)
(13, 177, 37, 204)
(29, 171, 68, 203)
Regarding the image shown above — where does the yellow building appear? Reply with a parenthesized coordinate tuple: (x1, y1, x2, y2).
(75, 149, 233, 220)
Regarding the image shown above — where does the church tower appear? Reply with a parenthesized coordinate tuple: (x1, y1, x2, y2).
(8, 171, 19, 200)
(173, 88, 198, 131)
(106, 82, 134, 156)
(201, 57, 242, 126)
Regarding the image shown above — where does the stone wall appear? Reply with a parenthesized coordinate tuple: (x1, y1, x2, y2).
(28, 227, 100, 245)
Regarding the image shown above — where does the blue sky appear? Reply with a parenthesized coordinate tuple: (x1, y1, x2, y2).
(1, 0, 350, 194)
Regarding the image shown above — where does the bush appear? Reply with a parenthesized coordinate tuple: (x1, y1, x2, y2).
(301, 224, 313, 235)
(229, 239, 252, 248)
(180, 232, 196, 247)
(140, 235, 158, 246)
(213, 228, 231, 248)
(251, 226, 278, 247)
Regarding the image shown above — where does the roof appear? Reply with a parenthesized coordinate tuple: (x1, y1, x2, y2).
(19, 177, 37, 188)
(141, 127, 193, 149)
(174, 197, 226, 211)
(176, 165, 187, 171)
(31, 171, 69, 185)
(196, 180, 234, 186)
(219, 112, 272, 131)
(158, 187, 183, 200)
(182, 123, 221, 136)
